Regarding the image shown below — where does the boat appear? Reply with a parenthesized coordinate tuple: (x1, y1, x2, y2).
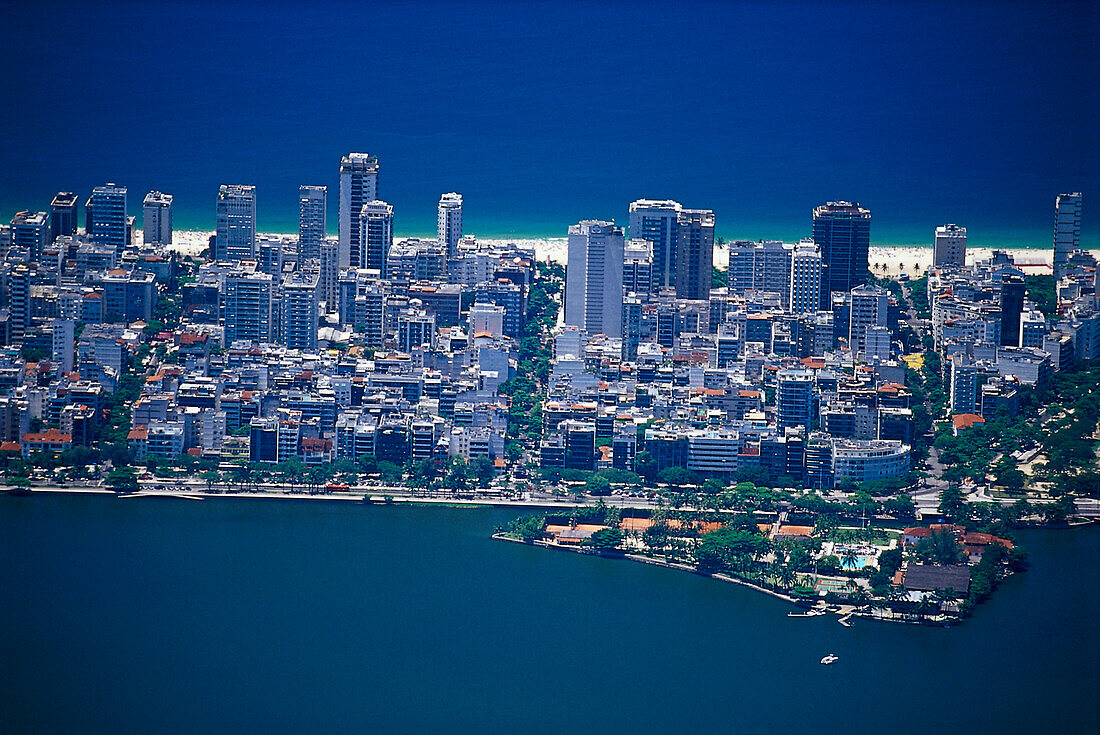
(788, 607, 828, 618)
(820, 654, 839, 665)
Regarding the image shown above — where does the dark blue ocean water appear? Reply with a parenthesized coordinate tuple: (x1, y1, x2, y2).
(1, 1, 1098, 247)
(0, 494, 1098, 734)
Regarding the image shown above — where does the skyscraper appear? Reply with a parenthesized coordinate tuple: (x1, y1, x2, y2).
(628, 199, 681, 290)
(358, 200, 393, 275)
(777, 368, 814, 431)
(437, 192, 463, 259)
(1053, 192, 1082, 278)
(789, 240, 823, 314)
(282, 270, 319, 351)
(623, 238, 653, 295)
(143, 191, 173, 245)
(87, 184, 128, 253)
(1000, 275, 1025, 347)
(215, 185, 257, 261)
(49, 192, 78, 243)
(813, 201, 871, 307)
(933, 223, 966, 267)
(319, 239, 339, 311)
(223, 270, 273, 344)
(849, 283, 889, 353)
(565, 220, 624, 338)
(674, 208, 715, 300)
(339, 153, 379, 268)
(8, 264, 31, 344)
(298, 185, 327, 262)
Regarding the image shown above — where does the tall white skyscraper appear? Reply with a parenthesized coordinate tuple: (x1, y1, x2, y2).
(282, 271, 319, 351)
(437, 192, 463, 259)
(628, 199, 681, 290)
(215, 185, 256, 261)
(298, 185, 327, 262)
(339, 153, 379, 269)
(565, 220, 624, 338)
(789, 240, 823, 314)
(933, 223, 966, 267)
(1053, 192, 1082, 278)
(142, 191, 173, 245)
(358, 200, 394, 275)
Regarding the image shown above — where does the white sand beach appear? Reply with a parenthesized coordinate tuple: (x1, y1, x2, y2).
(163, 230, 1087, 279)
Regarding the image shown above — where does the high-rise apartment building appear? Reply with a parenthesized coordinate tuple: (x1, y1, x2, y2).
(87, 184, 128, 253)
(10, 211, 50, 260)
(437, 192, 463, 259)
(282, 271, 319, 351)
(565, 220, 624, 338)
(319, 239, 339, 311)
(628, 199, 681, 290)
(339, 153, 379, 268)
(52, 319, 75, 373)
(933, 223, 966, 267)
(298, 185, 327, 262)
(8, 264, 31, 344)
(777, 368, 814, 431)
(789, 240, 823, 314)
(849, 283, 889, 353)
(215, 185, 257, 261)
(358, 201, 394, 275)
(1053, 192, 1082, 278)
(50, 192, 78, 243)
(675, 208, 715, 300)
(623, 238, 653, 295)
(143, 191, 173, 245)
(813, 201, 870, 306)
(223, 270, 273, 344)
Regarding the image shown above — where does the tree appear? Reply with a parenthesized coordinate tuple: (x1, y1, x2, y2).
(884, 494, 916, 519)
(1043, 495, 1076, 525)
(657, 466, 697, 487)
(938, 486, 968, 523)
(694, 527, 767, 573)
(585, 474, 612, 496)
(586, 527, 624, 553)
(818, 555, 841, 575)
(913, 530, 962, 565)
(201, 470, 221, 493)
(106, 466, 139, 493)
(642, 522, 670, 554)
(635, 450, 656, 482)
(469, 457, 495, 487)
(878, 547, 903, 576)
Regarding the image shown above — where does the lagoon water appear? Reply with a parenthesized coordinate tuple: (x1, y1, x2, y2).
(1, 2, 1098, 247)
(1, 494, 1097, 734)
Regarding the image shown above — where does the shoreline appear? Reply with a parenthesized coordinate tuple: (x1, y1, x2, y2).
(492, 533, 973, 626)
(160, 228, 1092, 278)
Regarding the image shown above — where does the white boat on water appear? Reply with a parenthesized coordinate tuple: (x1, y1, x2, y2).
(820, 654, 839, 665)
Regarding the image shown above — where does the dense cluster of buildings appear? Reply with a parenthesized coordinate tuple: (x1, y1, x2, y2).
(0, 163, 1088, 489)
(0, 155, 536, 470)
(928, 193, 1097, 423)
(546, 199, 914, 488)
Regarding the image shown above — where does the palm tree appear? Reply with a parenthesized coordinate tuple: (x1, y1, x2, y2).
(840, 546, 861, 571)
(777, 563, 796, 590)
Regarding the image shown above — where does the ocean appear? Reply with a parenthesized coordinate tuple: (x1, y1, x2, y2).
(0, 493, 1097, 734)
(1, 1, 1097, 248)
